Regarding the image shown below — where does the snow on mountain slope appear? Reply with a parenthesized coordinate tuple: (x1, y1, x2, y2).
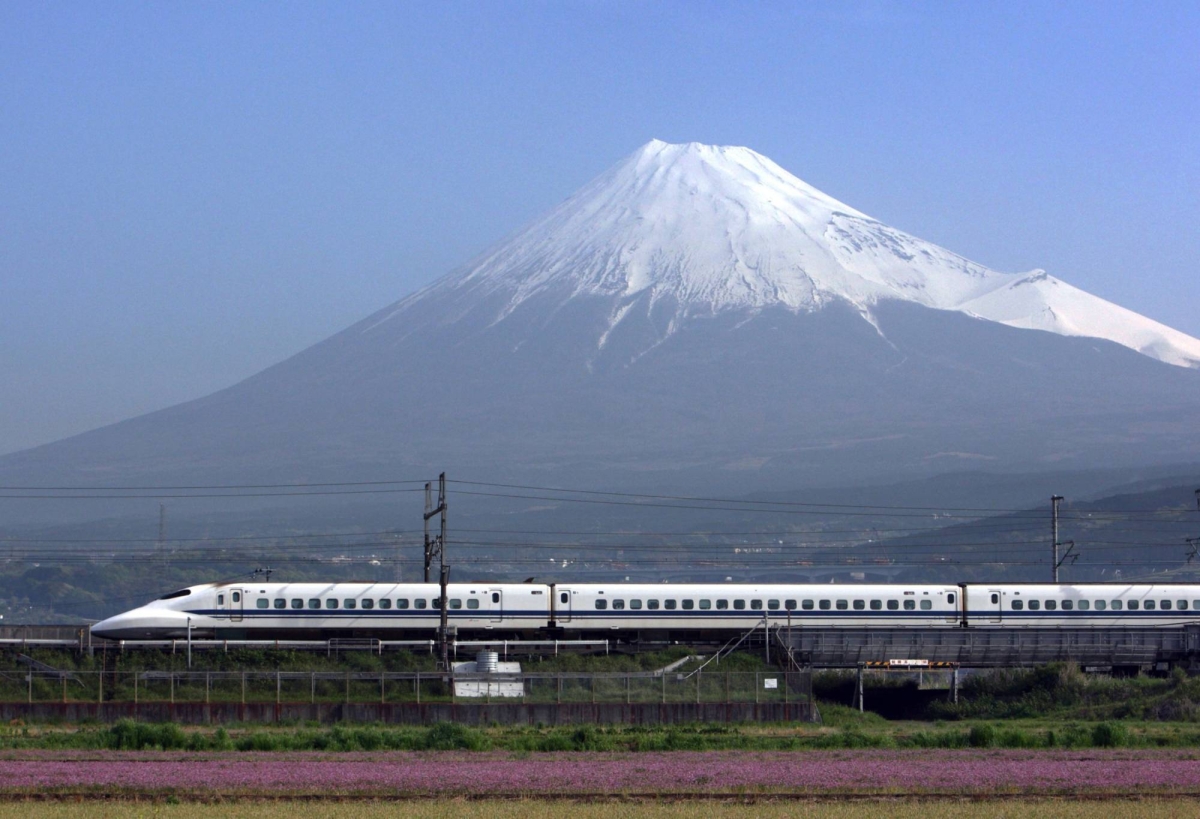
(370, 139, 1200, 368)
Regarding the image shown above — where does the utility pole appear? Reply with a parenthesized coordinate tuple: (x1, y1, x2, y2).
(1051, 496, 1063, 583)
(1187, 490, 1200, 565)
(423, 473, 450, 669)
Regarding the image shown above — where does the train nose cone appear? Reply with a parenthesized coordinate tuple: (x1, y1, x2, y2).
(92, 608, 191, 640)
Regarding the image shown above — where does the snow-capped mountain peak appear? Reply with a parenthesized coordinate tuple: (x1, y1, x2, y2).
(381, 140, 1200, 368)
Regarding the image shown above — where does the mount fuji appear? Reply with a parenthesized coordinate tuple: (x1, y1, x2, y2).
(5, 140, 1200, 494)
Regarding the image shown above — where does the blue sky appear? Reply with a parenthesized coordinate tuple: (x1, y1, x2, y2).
(2, 1, 1197, 454)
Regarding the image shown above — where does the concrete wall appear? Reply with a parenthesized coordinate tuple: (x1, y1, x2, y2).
(0, 701, 816, 725)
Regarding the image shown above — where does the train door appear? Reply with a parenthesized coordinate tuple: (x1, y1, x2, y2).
(219, 589, 244, 622)
(557, 588, 572, 624)
(489, 589, 503, 623)
(986, 589, 1002, 624)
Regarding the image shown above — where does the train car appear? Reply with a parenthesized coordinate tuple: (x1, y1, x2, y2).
(91, 581, 552, 639)
(963, 584, 1200, 627)
(552, 583, 962, 634)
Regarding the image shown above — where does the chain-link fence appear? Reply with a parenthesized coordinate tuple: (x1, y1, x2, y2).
(2, 669, 812, 706)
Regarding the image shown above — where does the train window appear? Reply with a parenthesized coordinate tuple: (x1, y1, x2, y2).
(716, 600, 728, 610)
(492, 592, 500, 604)
(819, 600, 831, 610)
(362, 600, 375, 610)
(1194, 601, 1200, 610)
(1179, 600, 1189, 610)
(345, 599, 356, 610)
(1077, 600, 1089, 610)
(1028, 600, 1040, 611)
(257, 599, 268, 609)
(870, 600, 882, 610)
(1011, 600, 1024, 610)
(733, 600, 746, 610)
(920, 600, 932, 610)
(467, 599, 480, 609)
(308, 599, 320, 609)
(1095, 600, 1106, 611)
(947, 593, 955, 604)
(291, 599, 303, 609)
(396, 599, 408, 609)
(1143, 600, 1155, 611)
(751, 599, 763, 609)
(682, 600, 695, 610)
(990, 593, 999, 604)
(414, 599, 427, 609)
(325, 599, 337, 609)
(665, 600, 677, 610)
(1061, 600, 1073, 610)
(903, 600, 916, 611)
(802, 600, 814, 611)
(630, 599, 642, 609)
(648, 600, 660, 610)
(699, 600, 711, 610)
(1111, 600, 1122, 611)
(836, 600, 848, 611)
(613, 600, 625, 610)
(853, 600, 865, 610)
(768, 600, 780, 610)
(450, 599, 462, 609)
(274, 599, 286, 609)
(560, 592, 569, 604)
(887, 600, 899, 610)
(595, 599, 608, 610)
(784, 600, 796, 611)
(218, 594, 225, 606)
(233, 592, 240, 603)
(379, 599, 392, 610)
(1127, 600, 1138, 611)
(1045, 600, 1056, 611)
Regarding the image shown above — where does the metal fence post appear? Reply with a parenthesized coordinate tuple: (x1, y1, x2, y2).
(205, 672, 210, 704)
(755, 672, 759, 704)
(662, 672, 666, 704)
(345, 671, 349, 704)
(134, 672, 138, 706)
(276, 671, 281, 705)
(240, 671, 245, 705)
(311, 672, 315, 704)
(98, 670, 103, 704)
(381, 672, 385, 704)
(696, 670, 700, 704)
(27, 671, 32, 704)
(169, 673, 174, 704)
(415, 671, 420, 704)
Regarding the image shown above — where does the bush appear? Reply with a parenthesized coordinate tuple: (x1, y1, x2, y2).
(1092, 722, 1128, 747)
(423, 722, 489, 751)
(967, 724, 995, 748)
(106, 720, 188, 750)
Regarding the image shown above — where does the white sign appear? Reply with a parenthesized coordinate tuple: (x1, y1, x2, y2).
(763, 678, 778, 689)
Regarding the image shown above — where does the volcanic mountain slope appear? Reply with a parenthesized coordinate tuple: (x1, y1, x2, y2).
(4, 140, 1200, 493)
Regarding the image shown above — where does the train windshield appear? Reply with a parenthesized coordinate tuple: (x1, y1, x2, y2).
(156, 589, 192, 600)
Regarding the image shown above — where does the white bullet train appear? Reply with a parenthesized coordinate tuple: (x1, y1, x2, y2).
(91, 580, 1200, 640)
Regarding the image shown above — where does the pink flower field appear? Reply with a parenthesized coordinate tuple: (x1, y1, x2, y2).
(1, 750, 1199, 797)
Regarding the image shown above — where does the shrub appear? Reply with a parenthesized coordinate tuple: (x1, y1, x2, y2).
(1092, 722, 1128, 748)
(423, 722, 489, 751)
(967, 724, 995, 748)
